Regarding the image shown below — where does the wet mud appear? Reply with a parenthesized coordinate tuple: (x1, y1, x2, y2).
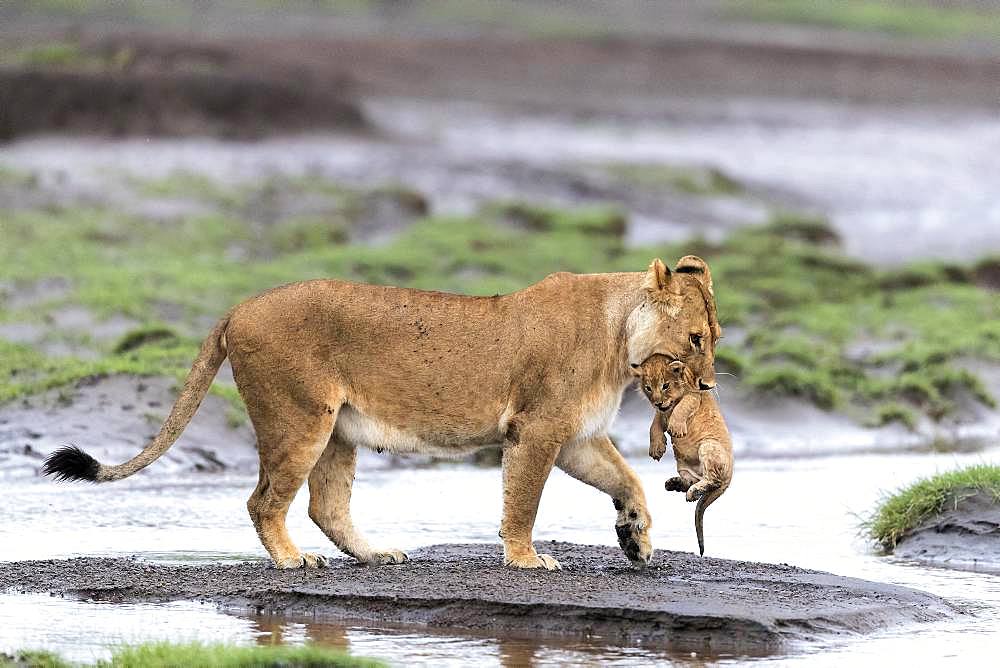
(894, 491, 1000, 573)
(0, 543, 956, 653)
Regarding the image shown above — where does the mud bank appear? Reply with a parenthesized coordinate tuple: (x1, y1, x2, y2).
(894, 491, 1000, 573)
(0, 543, 955, 652)
(0, 375, 256, 480)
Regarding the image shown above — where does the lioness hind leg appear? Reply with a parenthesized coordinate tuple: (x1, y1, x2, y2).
(246, 405, 337, 570)
(307, 436, 408, 566)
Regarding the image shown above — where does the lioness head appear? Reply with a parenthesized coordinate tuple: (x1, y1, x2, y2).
(627, 256, 721, 390)
(632, 354, 696, 412)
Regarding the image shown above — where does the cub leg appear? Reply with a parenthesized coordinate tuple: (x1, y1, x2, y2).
(307, 435, 408, 565)
(246, 407, 336, 569)
(500, 418, 569, 570)
(648, 411, 667, 461)
(556, 434, 653, 567)
(686, 439, 731, 503)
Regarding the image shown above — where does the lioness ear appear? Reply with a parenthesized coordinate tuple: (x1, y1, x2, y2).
(643, 258, 671, 292)
(629, 362, 641, 377)
(675, 255, 713, 296)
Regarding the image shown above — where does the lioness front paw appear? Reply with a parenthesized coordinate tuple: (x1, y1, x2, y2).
(505, 553, 562, 570)
(274, 552, 328, 569)
(615, 504, 653, 568)
(363, 549, 409, 566)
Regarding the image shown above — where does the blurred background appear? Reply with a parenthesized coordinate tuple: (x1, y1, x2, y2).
(1, 2, 999, 665)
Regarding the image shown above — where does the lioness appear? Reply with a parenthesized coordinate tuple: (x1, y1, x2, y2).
(634, 354, 732, 556)
(44, 256, 720, 571)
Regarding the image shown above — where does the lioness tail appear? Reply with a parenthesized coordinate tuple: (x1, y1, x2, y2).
(43, 315, 230, 483)
(695, 484, 727, 556)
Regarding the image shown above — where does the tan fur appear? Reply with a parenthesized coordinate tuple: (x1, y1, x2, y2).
(59, 257, 719, 570)
(635, 355, 733, 556)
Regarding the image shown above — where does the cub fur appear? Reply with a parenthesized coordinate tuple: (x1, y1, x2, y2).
(44, 257, 721, 571)
(634, 354, 733, 556)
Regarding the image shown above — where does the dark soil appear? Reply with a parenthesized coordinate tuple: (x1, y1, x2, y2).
(0, 36, 366, 141)
(894, 490, 1000, 573)
(0, 543, 956, 653)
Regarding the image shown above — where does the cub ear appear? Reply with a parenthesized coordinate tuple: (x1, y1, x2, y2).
(642, 258, 671, 292)
(669, 360, 685, 375)
(674, 255, 713, 296)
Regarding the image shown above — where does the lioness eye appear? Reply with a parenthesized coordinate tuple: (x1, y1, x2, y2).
(690, 333, 703, 349)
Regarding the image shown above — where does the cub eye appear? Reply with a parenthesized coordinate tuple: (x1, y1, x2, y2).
(643, 385, 651, 393)
(661, 383, 668, 391)
(690, 333, 703, 350)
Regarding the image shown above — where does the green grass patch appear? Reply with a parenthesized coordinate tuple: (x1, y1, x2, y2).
(1, 193, 998, 424)
(102, 641, 382, 667)
(0, 650, 70, 668)
(2, 641, 383, 667)
(599, 163, 744, 196)
(732, 0, 1000, 39)
(865, 464, 1000, 551)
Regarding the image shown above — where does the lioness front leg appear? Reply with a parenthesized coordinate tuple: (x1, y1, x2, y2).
(500, 419, 568, 570)
(308, 436, 408, 566)
(556, 434, 652, 567)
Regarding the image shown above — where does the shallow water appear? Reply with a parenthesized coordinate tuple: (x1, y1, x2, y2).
(2, 447, 999, 665)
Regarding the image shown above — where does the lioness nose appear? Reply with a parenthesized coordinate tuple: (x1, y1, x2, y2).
(698, 380, 715, 391)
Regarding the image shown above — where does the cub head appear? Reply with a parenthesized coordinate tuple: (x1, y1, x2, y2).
(632, 354, 697, 412)
(627, 256, 721, 391)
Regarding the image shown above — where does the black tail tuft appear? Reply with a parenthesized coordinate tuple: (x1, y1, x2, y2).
(42, 445, 100, 482)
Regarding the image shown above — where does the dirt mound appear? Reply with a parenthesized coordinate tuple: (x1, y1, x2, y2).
(0, 543, 955, 653)
(894, 490, 1000, 573)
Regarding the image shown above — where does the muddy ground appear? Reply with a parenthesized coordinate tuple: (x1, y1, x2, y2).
(0, 543, 957, 653)
(894, 490, 1000, 573)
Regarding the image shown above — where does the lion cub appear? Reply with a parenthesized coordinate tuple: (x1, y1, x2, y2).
(634, 354, 733, 556)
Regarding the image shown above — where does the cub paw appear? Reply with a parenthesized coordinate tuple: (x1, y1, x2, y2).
(686, 487, 706, 502)
(364, 549, 409, 566)
(648, 440, 666, 461)
(505, 553, 562, 571)
(665, 477, 688, 492)
(666, 417, 688, 438)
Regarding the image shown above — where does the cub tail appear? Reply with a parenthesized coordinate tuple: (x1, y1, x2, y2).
(43, 315, 230, 483)
(695, 484, 727, 556)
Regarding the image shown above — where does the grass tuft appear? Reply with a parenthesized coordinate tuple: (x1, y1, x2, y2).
(864, 464, 1000, 552)
(0, 650, 71, 668)
(100, 641, 383, 667)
